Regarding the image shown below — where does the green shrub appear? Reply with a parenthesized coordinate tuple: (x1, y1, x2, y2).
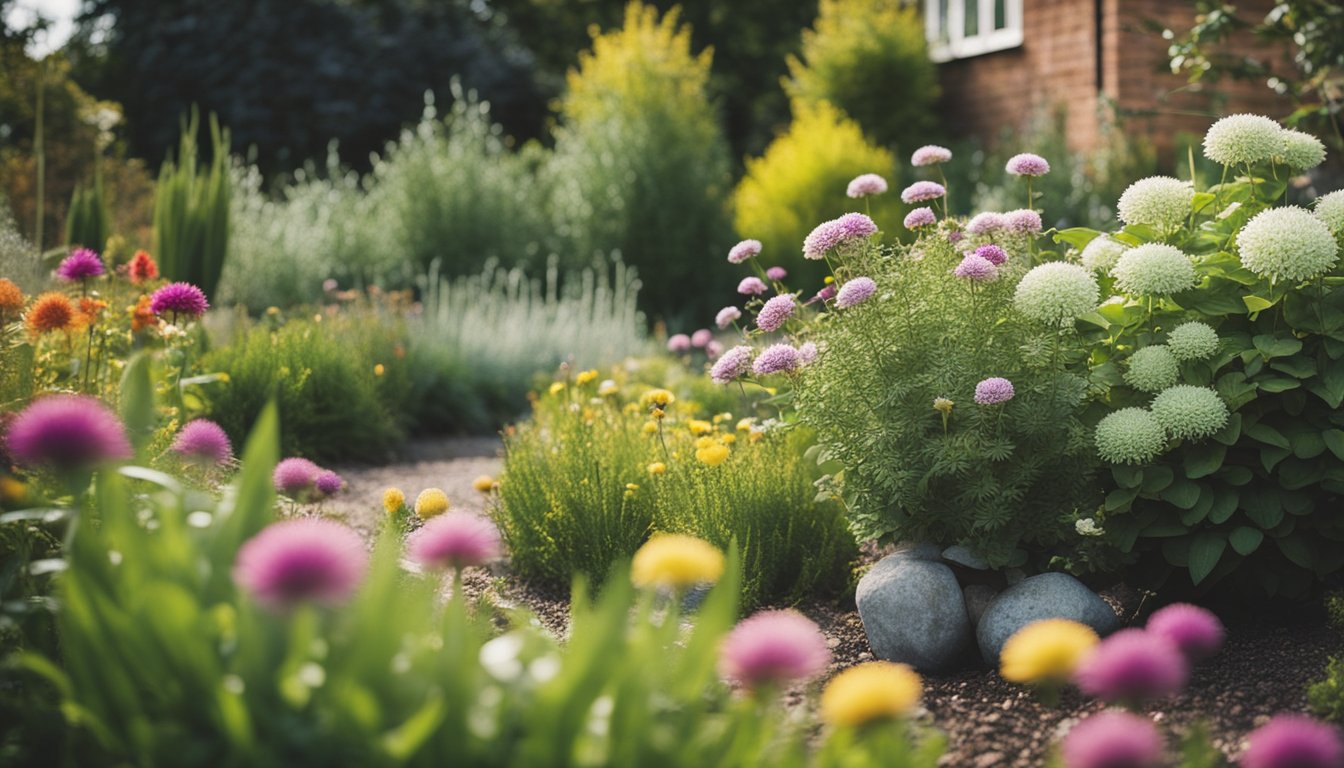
(548, 2, 734, 323)
(1311, 657, 1344, 723)
(153, 110, 231, 299)
(64, 170, 110, 252)
(784, 0, 939, 152)
(0, 202, 44, 292)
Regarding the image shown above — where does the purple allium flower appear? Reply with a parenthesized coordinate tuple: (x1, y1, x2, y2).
(847, 173, 889, 198)
(233, 518, 368, 611)
(1073, 629, 1189, 703)
(766, 266, 788, 281)
(706, 340, 724, 360)
(911, 144, 953, 167)
(738, 276, 768, 295)
(836, 277, 877, 308)
(947, 229, 964, 244)
(752, 344, 801, 376)
(719, 609, 831, 690)
(668, 333, 692, 353)
(728, 239, 763, 264)
(1006, 153, 1051, 176)
(171, 419, 233, 465)
(56, 248, 105, 282)
(966, 212, 1007, 235)
(1146, 604, 1225, 663)
(273, 457, 322, 496)
(1060, 711, 1164, 768)
(756, 294, 796, 332)
(4, 394, 132, 470)
(315, 470, 344, 497)
(807, 284, 838, 306)
(955, 254, 999, 282)
(691, 329, 713, 348)
(803, 213, 878, 260)
(836, 212, 878, 240)
(974, 377, 1015, 405)
(975, 244, 1008, 266)
(797, 341, 818, 365)
(904, 207, 937, 229)
(901, 180, 947, 204)
(150, 282, 209, 319)
(1006, 208, 1044, 235)
(715, 306, 742, 329)
(1243, 715, 1344, 768)
(407, 512, 502, 571)
(711, 345, 754, 384)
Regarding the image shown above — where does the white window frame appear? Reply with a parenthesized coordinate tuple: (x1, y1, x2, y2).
(925, 0, 1024, 63)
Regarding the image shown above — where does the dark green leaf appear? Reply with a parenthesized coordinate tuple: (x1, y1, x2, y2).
(1162, 479, 1201, 510)
(1183, 443, 1225, 479)
(1228, 527, 1264, 555)
(1245, 422, 1291, 449)
(1188, 533, 1226, 585)
(1209, 489, 1239, 524)
(1140, 465, 1175, 494)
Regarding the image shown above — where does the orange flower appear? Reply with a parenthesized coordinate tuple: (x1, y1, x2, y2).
(77, 297, 109, 328)
(127, 250, 159, 284)
(0, 278, 24, 315)
(130, 294, 158, 332)
(25, 292, 76, 335)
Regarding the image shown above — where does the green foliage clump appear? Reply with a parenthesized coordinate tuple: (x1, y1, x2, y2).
(64, 170, 110, 251)
(733, 100, 903, 287)
(153, 111, 231, 299)
(784, 0, 938, 151)
(1310, 657, 1344, 723)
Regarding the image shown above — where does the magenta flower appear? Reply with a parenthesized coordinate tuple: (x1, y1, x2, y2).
(756, 294, 796, 332)
(836, 277, 877, 308)
(56, 248, 105, 282)
(955, 254, 999, 282)
(711, 345, 754, 384)
(1006, 153, 1051, 176)
(150, 282, 209, 319)
(233, 518, 368, 611)
(4, 394, 132, 470)
(171, 419, 233, 465)
(668, 334, 692, 353)
(273, 457, 322, 496)
(728, 239, 763, 265)
(719, 609, 831, 690)
(315, 470, 344, 497)
(1005, 209, 1044, 235)
(738, 276, 768, 295)
(715, 306, 742, 329)
(1073, 629, 1189, 703)
(797, 341, 818, 365)
(911, 145, 953, 167)
(1243, 715, 1344, 768)
(807, 284, 838, 306)
(407, 512, 503, 571)
(691, 329, 713, 348)
(752, 344, 801, 376)
(846, 173, 889, 198)
(975, 244, 1008, 266)
(1060, 711, 1164, 768)
(766, 266, 788, 281)
(967, 212, 1007, 235)
(904, 207, 937, 229)
(947, 229, 964, 244)
(901, 180, 947, 204)
(1146, 603, 1224, 662)
(974, 377, 1015, 405)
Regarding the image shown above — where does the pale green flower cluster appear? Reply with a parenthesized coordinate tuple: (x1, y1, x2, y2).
(1124, 345, 1180, 393)
(1080, 235, 1126, 274)
(1151, 385, 1228, 441)
(1094, 407, 1167, 464)
(1110, 243, 1197, 296)
(1166, 321, 1219, 361)
(1013, 262, 1100, 325)
(1238, 206, 1339, 283)
(1315, 190, 1344, 238)
(1202, 114, 1284, 166)
(1117, 176, 1194, 232)
(1278, 129, 1326, 170)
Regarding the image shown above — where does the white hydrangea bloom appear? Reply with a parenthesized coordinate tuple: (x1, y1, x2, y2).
(1013, 262, 1100, 325)
(1080, 235, 1127, 274)
(1315, 190, 1344, 238)
(1203, 114, 1283, 166)
(1117, 176, 1194, 232)
(1278, 128, 1326, 170)
(1238, 206, 1338, 283)
(1095, 407, 1167, 464)
(1151, 385, 1229, 441)
(1167, 321, 1219, 361)
(1110, 243, 1198, 296)
(1124, 345, 1180, 393)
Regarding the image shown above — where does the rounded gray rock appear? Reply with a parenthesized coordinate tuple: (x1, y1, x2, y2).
(856, 553, 972, 672)
(976, 572, 1121, 664)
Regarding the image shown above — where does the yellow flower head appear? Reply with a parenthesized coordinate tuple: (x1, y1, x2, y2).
(0, 476, 27, 503)
(625, 483, 639, 491)
(599, 379, 619, 396)
(576, 369, 599, 386)
(548, 382, 566, 396)
(736, 417, 755, 432)
(721, 433, 736, 445)
(641, 388, 675, 408)
(623, 402, 641, 414)
(631, 534, 724, 589)
(820, 662, 922, 728)
(652, 409, 667, 421)
(642, 421, 659, 435)
(374, 363, 386, 377)
(687, 419, 713, 435)
(472, 475, 497, 493)
(712, 412, 733, 424)
(694, 436, 717, 450)
(382, 487, 405, 515)
(695, 442, 730, 466)
(647, 462, 666, 475)
(933, 397, 954, 415)
(999, 619, 1099, 685)
(414, 488, 451, 520)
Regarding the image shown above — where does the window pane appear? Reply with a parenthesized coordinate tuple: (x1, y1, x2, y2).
(964, 0, 978, 36)
(995, 0, 1006, 29)
(938, 0, 950, 41)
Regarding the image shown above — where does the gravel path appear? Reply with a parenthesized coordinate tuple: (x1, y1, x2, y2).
(327, 438, 1338, 766)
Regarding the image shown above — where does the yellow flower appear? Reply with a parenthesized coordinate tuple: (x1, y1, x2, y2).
(599, 379, 619, 396)
(548, 382, 566, 396)
(642, 421, 659, 435)
(0, 476, 27, 503)
(382, 487, 405, 515)
(748, 431, 764, 443)
(820, 662, 922, 727)
(687, 419, 713, 435)
(712, 412, 733, 424)
(575, 369, 599, 386)
(414, 488, 451, 519)
(623, 402, 641, 414)
(472, 475, 496, 493)
(374, 363, 386, 377)
(647, 462, 666, 475)
(625, 483, 639, 491)
(736, 418, 755, 432)
(695, 442, 730, 466)
(266, 306, 281, 316)
(824, 275, 835, 285)
(999, 619, 1099, 684)
(933, 397, 954, 415)
(721, 433, 736, 445)
(641, 388, 675, 408)
(631, 534, 724, 589)
(652, 409, 667, 421)
(694, 436, 717, 449)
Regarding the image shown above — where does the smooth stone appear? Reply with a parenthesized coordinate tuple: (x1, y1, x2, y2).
(942, 544, 990, 570)
(856, 553, 972, 672)
(891, 541, 942, 561)
(963, 584, 998, 628)
(976, 572, 1121, 664)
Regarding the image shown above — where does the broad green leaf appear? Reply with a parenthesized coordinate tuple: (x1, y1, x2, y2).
(1183, 443, 1225, 479)
(1188, 533, 1226, 585)
(1252, 335, 1303, 358)
(1208, 489, 1239, 524)
(1105, 487, 1139, 512)
(1256, 377, 1300, 393)
(1053, 227, 1101, 251)
(119, 352, 157, 453)
(1242, 295, 1276, 314)
(1260, 445, 1291, 473)
(1218, 465, 1253, 486)
(1277, 535, 1314, 569)
(1270, 357, 1316, 379)
(1228, 527, 1264, 556)
(1324, 429, 1344, 461)
(1245, 422, 1290, 450)
(1162, 479, 1201, 510)
(1212, 412, 1242, 445)
(1111, 465, 1142, 489)
(1140, 465, 1174, 494)
(1242, 490, 1283, 528)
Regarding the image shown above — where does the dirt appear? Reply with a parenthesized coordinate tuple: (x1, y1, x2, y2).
(330, 437, 1340, 766)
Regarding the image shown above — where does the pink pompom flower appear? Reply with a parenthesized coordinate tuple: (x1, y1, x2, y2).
(911, 145, 953, 167)
(407, 512, 503, 571)
(691, 329, 713, 348)
(3, 394, 132, 470)
(728, 239, 763, 265)
(273, 457, 322, 496)
(56, 248, 106, 282)
(975, 244, 1008, 266)
(234, 518, 368, 611)
(1060, 710, 1164, 768)
(1006, 153, 1051, 176)
(706, 340, 724, 360)
(1243, 715, 1344, 768)
(797, 341, 818, 365)
(803, 213, 878, 259)
(1146, 603, 1224, 662)
(901, 181, 947, 204)
(836, 277, 877, 308)
(1073, 629, 1189, 704)
(711, 345, 754, 384)
(719, 609, 831, 690)
(752, 344, 801, 376)
(846, 173, 889, 198)
(966, 212, 1007, 235)
(150, 282, 210, 320)
(314, 470, 344, 497)
(738, 276, 768, 295)
(766, 266, 788, 281)
(715, 306, 742, 329)
(756, 295, 796, 332)
(955, 254, 999, 282)
(1005, 208, 1044, 235)
(172, 419, 233, 465)
(668, 334, 692, 353)
(974, 377, 1015, 405)
(905, 207, 937, 229)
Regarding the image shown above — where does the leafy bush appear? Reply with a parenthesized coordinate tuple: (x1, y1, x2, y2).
(784, 0, 939, 152)
(153, 111, 232, 299)
(548, 2, 734, 322)
(64, 170, 110, 252)
(733, 100, 904, 288)
(1310, 657, 1344, 723)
